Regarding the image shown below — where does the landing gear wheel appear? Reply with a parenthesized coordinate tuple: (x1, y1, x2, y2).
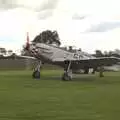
(62, 72, 72, 81)
(62, 61, 72, 81)
(32, 60, 41, 79)
(32, 70, 40, 79)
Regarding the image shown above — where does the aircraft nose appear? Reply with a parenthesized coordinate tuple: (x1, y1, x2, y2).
(30, 45, 40, 54)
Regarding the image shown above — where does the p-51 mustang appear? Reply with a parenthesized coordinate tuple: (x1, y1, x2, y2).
(21, 33, 120, 80)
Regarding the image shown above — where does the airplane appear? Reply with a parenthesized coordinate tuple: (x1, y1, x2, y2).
(21, 32, 120, 81)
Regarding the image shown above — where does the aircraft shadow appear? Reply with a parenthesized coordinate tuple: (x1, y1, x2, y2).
(40, 74, 120, 84)
(40, 75, 96, 82)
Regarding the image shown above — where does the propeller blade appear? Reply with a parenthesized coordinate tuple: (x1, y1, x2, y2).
(25, 32, 30, 50)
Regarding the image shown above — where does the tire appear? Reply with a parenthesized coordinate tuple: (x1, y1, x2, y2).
(32, 70, 40, 79)
(62, 73, 71, 81)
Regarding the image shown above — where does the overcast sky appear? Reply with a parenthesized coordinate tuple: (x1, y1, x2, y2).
(0, 0, 120, 53)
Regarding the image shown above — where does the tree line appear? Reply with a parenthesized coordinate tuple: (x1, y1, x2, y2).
(93, 49, 120, 57)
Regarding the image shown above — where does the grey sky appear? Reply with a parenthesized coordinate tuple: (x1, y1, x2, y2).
(0, 0, 59, 19)
(0, 0, 120, 53)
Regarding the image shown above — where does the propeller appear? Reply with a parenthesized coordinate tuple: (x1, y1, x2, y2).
(25, 32, 30, 50)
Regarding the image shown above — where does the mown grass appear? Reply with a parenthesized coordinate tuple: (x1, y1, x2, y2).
(0, 70, 120, 120)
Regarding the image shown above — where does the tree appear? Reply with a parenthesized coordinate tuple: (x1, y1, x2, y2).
(8, 50, 13, 55)
(0, 48, 7, 55)
(108, 50, 120, 58)
(95, 50, 103, 57)
(33, 30, 61, 46)
(108, 51, 113, 56)
(104, 51, 109, 57)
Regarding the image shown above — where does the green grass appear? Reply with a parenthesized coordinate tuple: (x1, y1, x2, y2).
(0, 70, 120, 120)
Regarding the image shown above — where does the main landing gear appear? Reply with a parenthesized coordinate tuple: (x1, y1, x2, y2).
(61, 64, 104, 80)
(32, 61, 41, 79)
(62, 61, 73, 81)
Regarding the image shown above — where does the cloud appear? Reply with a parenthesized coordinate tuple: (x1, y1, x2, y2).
(72, 13, 87, 20)
(1, 0, 120, 53)
(35, 0, 58, 12)
(84, 21, 120, 32)
(37, 10, 53, 19)
(0, 0, 23, 10)
(36, 0, 59, 19)
(0, 0, 59, 12)
(0, 0, 59, 19)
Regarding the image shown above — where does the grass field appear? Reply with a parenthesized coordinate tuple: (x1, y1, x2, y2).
(0, 70, 120, 120)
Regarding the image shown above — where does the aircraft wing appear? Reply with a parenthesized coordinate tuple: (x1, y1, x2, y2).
(0, 55, 36, 60)
(53, 57, 120, 68)
(70, 57, 120, 68)
(17, 55, 36, 60)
